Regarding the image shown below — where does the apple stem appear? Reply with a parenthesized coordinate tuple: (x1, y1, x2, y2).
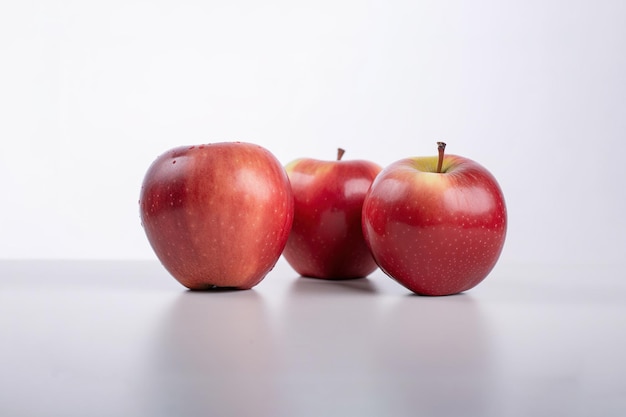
(436, 142, 446, 173)
(337, 148, 345, 161)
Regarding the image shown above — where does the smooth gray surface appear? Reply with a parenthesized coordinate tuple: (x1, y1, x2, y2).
(1, 259, 625, 417)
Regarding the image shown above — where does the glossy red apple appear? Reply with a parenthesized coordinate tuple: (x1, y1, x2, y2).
(282, 148, 382, 279)
(362, 143, 507, 296)
(139, 142, 294, 290)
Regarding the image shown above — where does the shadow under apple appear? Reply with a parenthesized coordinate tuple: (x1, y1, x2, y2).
(290, 274, 380, 295)
(373, 293, 497, 417)
(268, 275, 387, 416)
(141, 289, 279, 417)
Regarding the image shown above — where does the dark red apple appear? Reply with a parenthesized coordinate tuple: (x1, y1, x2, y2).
(282, 148, 382, 279)
(362, 143, 507, 295)
(139, 142, 294, 290)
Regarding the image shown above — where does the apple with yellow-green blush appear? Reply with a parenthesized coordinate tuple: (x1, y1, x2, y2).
(362, 143, 507, 295)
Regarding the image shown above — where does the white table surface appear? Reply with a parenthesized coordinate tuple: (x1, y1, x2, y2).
(1, 259, 625, 417)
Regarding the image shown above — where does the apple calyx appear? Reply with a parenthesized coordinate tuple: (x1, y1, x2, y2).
(436, 142, 447, 173)
(337, 148, 346, 161)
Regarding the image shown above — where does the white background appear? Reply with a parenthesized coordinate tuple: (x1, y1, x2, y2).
(1, 0, 624, 264)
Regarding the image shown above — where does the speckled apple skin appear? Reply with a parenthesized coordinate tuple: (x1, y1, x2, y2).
(140, 142, 294, 290)
(283, 157, 382, 279)
(362, 154, 507, 296)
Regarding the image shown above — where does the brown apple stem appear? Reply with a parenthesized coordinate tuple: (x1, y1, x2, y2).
(436, 142, 446, 173)
(337, 148, 345, 161)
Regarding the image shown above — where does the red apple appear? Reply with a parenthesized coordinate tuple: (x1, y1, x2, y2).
(282, 148, 382, 279)
(362, 143, 507, 296)
(139, 142, 294, 290)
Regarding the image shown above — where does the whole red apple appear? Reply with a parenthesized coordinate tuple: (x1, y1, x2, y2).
(139, 142, 294, 290)
(282, 148, 382, 279)
(362, 143, 507, 296)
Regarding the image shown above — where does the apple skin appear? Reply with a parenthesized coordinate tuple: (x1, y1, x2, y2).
(362, 154, 507, 296)
(139, 142, 294, 290)
(282, 152, 382, 279)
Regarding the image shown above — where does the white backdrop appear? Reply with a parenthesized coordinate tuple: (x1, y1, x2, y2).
(1, 0, 625, 264)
